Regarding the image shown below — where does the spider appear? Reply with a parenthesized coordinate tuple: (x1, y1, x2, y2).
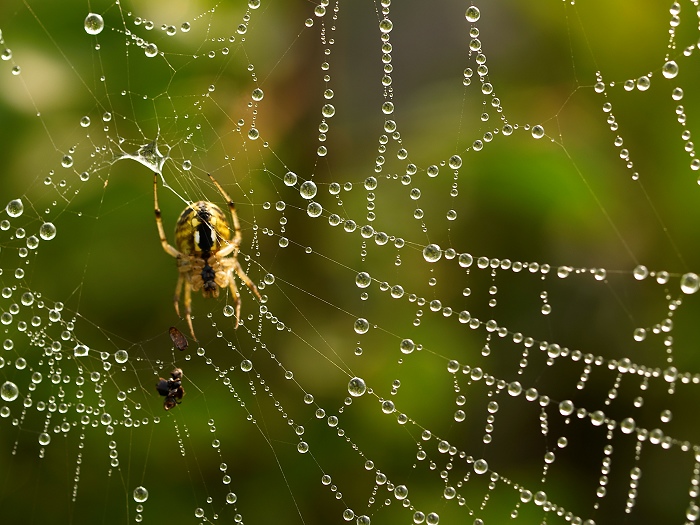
(154, 173, 261, 341)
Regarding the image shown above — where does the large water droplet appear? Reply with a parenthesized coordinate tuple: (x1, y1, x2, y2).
(0, 381, 19, 402)
(423, 244, 442, 262)
(39, 222, 57, 241)
(662, 60, 679, 79)
(354, 318, 369, 334)
(84, 13, 105, 35)
(133, 486, 149, 502)
(348, 377, 367, 396)
(680, 272, 699, 294)
(5, 199, 23, 218)
(299, 181, 317, 199)
(465, 6, 481, 22)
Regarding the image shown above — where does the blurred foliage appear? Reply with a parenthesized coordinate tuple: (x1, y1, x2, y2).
(0, 1, 699, 524)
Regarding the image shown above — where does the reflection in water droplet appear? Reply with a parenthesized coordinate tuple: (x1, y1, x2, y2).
(465, 6, 481, 22)
(680, 272, 699, 294)
(0, 381, 19, 402)
(6, 199, 23, 218)
(354, 318, 370, 334)
(348, 377, 367, 396)
(133, 486, 149, 502)
(423, 244, 442, 263)
(39, 223, 57, 241)
(84, 13, 105, 35)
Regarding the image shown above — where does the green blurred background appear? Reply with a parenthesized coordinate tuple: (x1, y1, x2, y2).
(0, 0, 699, 524)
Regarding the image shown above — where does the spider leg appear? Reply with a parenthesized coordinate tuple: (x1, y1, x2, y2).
(154, 173, 184, 258)
(173, 273, 184, 317)
(183, 279, 196, 341)
(234, 259, 262, 301)
(207, 173, 242, 248)
(227, 268, 242, 329)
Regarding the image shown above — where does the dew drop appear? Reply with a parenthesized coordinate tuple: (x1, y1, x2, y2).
(448, 155, 462, 169)
(399, 339, 415, 354)
(473, 459, 488, 474)
(394, 485, 408, 500)
(38, 432, 51, 446)
(133, 486, 149, 503)
(84, 13, 105, 35)
(354, 318, 370, 334)
(240, 359, 253, 372)
(144, 43, 158, 58)
(6, 199, 23, 218)
(252, 88, 264, 101)
(348, 377, 367, 397)
(114, 350, 129, 364)
(422, 244, 442, 263)
(680, 272, 699, 294)
(74, 344, 89, 357)
(531, 125, 545, 139)
(299, 181, 317, 199)
(465, 6, 481, 22)
(0, 381, 19, 402)
(39, 222, 57, 241)
(662, 60, 679, 79)
(307, 202, 323, 217)
(355, 272, 371, 288)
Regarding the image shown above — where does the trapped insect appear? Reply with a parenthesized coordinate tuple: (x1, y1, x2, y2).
(154, 173, 261, 340)
(156, 368, 185, 410)
(169, 326, 188, 351)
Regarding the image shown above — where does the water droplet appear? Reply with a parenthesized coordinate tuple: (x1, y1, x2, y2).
(422, 244, 442, 263)
(355, 272, 371, 288)
(133, 486, 149, 503)
(636, 76, 651, 91)
(680, 272, 699, 294)
(144, 43, 158, 58)
(0, 381, 19, 402)
(114, 350, 128, 364)
(299, 181, 317, 199)
(307, 202, 322, 217)
(74, 344, 89, 357)
(662, 60, 679, 79)
(400, 339, 415, 354)
(39, 222, 57, 240)
(633, 327, 646, 341)
(297, 441, 309, 453)
(465, 6, 481, 22)
(240, 359, 253, 372)
(38, 432, 51, 446)
(80, 116, 91, 127)
(6, 199, 23, 218)
(473, 459, 488, 474)
(448, 155, 462, 169)
(379, 18, 393, 33)
(348, 377, 367, 396)
(633, 265, 648, 280)
(394, 485, 408, 500)
(531, 125, 545, 139)
(84, 13, 105, 35)
(252, 88, 264, 101)
(354, 318, 370, 334)
(322, 104, 335, 117)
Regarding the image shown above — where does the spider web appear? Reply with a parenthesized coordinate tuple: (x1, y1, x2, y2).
(0, 1, 699, 524)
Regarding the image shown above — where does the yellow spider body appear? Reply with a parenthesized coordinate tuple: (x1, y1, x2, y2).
(154, 174, 261, 340)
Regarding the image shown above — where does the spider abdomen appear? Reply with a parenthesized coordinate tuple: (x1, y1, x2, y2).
(175, 201, 231, 257)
